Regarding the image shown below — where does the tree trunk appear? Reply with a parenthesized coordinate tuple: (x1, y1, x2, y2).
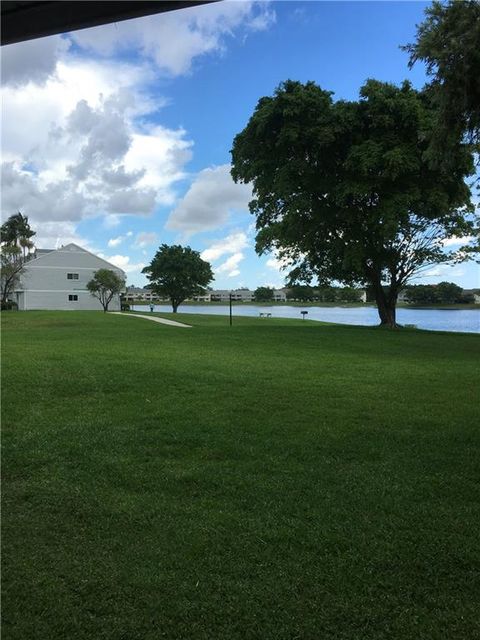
(372, 281, 398, 328)
(172, 303, 178, 313)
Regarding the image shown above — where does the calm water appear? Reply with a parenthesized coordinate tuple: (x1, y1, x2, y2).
(133, 304, 480, 334)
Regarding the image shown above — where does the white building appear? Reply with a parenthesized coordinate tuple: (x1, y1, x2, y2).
(208, 288, 287, 302)
(463, 289, 480, 303)
(210, 288, 255, 302)
(15, 243, 125, 311)
(273, 289, 287, 302)
(191, 292, 212, 302)
(123, 287, 155, 302)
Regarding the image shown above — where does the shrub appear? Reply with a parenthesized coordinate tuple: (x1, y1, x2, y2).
(1, 301, 18, 311)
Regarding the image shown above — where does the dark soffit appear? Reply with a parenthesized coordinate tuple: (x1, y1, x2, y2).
(1, 1, 219, 46)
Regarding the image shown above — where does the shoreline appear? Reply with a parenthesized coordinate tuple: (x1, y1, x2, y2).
(129, 300, 480, 311)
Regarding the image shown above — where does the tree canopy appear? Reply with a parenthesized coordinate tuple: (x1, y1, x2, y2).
(404, 281, 466, 305)
(286, 285, 315, 302)
(404, 0, 480, 158)
(142, 244, 213, 313)
(231, 79, 477, 327)
(254, 286, 274, 302)
(1, 245, 24, 307)
(0, 212, 36, 306)
(87, 269, 125, 312)
(1, 212, 36, 256)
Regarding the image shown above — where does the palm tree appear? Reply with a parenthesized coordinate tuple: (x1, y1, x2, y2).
(1, 212, 36, 262)
(19, 236, 34, 259)
(0, 212, 36, 249)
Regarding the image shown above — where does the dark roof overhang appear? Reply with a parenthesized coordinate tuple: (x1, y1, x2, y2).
(1, 1, 219, 46)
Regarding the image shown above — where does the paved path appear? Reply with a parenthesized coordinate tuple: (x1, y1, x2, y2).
(111, 312, 192, 328)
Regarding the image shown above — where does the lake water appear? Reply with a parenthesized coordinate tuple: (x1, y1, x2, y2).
(133, 304, 480, 334)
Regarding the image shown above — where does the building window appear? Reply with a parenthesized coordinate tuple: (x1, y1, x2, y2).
(67, 273, 79, 280)
(68, 295, 78, 301)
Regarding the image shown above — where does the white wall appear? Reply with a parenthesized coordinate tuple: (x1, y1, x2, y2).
(17, 244, 124, 311)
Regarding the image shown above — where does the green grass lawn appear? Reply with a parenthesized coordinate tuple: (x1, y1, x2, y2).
(2, 311, 480, 640)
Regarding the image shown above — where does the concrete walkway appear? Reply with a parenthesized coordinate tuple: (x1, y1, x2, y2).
(111, 312, 192, 328)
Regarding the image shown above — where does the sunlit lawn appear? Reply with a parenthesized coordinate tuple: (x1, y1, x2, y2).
(2, 311, 479, 639)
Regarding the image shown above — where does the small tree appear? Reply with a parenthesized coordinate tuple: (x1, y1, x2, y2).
(1, 212, 36, 306)
(142, 245, 213, 313)
(87, 269, 125, 313)
(1, 245, 24, 306)
(254, 286, 274, 302)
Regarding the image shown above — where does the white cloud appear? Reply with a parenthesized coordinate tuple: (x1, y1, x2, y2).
(32, 221, 92, 251)
(423, 265, 465, 279)
(103, 215, 122, 229)
(134, 232, 158, 248)
(1, 57, 193, 226)
(201, 231, 249, 262)
(70, 2, 275, 76)
(262, 251, 292, 288)
(215, 252, 245, 276)
(124, 126, 193, 199)
(108, 236, 124, 248)
(100, 253, 146, 275)
(166, 165, 252, 236)
(266, 255, 290, 271)
(1, 59, 150, 167)
(0, 3, 275, 278)
(107, 187, 158, 215)
(442, 235, 476, 247)
(1, 36, 70, 87)
(201, 231, 250, 279)
(423, 268, 442, 277)
(1, 162, 87, 222)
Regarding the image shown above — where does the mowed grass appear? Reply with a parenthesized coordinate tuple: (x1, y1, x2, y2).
(2, 311, 480, 640)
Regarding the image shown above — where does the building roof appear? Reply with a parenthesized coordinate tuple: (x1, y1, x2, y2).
(25, 243, 126, 275)
(1, 1, 219, 46)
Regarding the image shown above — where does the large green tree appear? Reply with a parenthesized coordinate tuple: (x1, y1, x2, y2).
(87, 269, 125, 313)
(404, 1, 480, 159)
(142, 245, 213, 313)
(231, 79, 477, 327)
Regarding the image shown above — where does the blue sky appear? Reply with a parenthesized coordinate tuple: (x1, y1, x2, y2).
(2, 1, 478, 289)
